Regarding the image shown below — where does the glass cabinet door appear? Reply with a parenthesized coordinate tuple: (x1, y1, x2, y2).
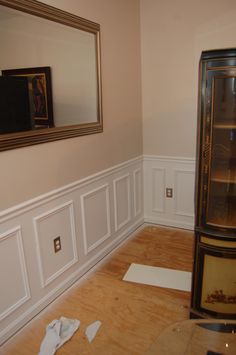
(206, 73, 236, 229)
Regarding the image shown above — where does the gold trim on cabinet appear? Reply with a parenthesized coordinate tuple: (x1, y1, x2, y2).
(197, 61, 208, 226)
(201, 236, 236, 248)
(205, 75, 215, 224)
(208, 66, 236, 71)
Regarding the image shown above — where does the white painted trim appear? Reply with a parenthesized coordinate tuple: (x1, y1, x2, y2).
(113, 173, 131, 232)
(133, 168, 142, 217)
(144, 216, 194, 230)
(144, 155, 195, 164)
(80, 184, 111, 255)
(0, 156, 142, 224)
(151, 167, 166, 213)
(0, 227, 31, 321)
(33, 201, 78, 288)
(174, 169, 195, 218)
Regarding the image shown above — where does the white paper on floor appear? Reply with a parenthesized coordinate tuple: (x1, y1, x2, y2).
(85, 320, 102, 343)
(123, 263, 192, 292)
(38, 316, 80, 355)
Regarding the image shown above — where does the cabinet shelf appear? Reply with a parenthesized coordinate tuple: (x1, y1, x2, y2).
(211, 167, 236, 183)
(213, 124, 236, 129)
(208, 220, 236, 229)
(208, 215, 236, 229)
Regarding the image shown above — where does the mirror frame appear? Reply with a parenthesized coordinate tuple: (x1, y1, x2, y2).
(0, 0, 103, 151)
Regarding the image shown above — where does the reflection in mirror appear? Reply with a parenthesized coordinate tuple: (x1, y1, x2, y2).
(0, 0, 102, 150)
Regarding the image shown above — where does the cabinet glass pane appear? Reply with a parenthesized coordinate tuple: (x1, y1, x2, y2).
(207, 76, 236, 228)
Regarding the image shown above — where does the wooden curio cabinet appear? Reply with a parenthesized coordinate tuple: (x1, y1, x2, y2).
(191, 48, 236, 319)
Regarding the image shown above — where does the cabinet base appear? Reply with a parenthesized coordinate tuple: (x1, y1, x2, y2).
(190, 308, 215, 320)
(190, 308, 236, 320)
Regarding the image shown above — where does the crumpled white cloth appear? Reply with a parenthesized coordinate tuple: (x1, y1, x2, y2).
(85, 320, 102, 343)
(38, 316, 80, 355)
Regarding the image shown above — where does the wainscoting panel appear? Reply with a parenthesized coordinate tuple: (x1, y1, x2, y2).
(152, 167, 166, 213)
(113, 174, 131, 232)
(174, 169, 195, 218)
(81, 184, 111, 255)
(133, 168, 142, 218)
(143, 155, 195, 229)
(0, 156, 143, 345)
(33, 201, 78, 288)
(0, 227, 30, 322)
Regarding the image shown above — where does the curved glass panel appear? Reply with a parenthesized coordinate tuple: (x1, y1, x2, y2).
(207, 75, 236, 228)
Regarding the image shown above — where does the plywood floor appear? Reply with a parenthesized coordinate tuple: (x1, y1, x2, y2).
(1, 225, 194, 355)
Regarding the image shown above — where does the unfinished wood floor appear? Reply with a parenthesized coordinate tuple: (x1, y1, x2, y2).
(1, 225, 194, 355)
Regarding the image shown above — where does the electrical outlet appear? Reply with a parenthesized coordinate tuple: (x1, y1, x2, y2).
(53, 236, 61, 253)
(166, 188, 173, 198)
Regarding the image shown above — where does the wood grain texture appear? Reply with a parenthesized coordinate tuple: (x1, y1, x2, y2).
(0, 225, 194, 355)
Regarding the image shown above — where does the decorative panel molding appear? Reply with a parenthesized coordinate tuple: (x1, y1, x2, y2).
(152, 167, 166, 213)
(113, 174, 131, 231)
(143, 155, 195, 229)
(81, 184, 111, 255)
(133, 168, 142, 218)
(174, 169, 195, 218)
(33, 201, 78, 288)
(0, 227, 30, 321)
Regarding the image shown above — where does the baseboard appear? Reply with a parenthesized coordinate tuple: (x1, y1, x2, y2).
(144, 216, 194, 231)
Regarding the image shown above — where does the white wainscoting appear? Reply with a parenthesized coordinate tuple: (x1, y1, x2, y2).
(0, 155, 195, 344)
(0, 157, 143, 345)
(143, 155, 195, 229)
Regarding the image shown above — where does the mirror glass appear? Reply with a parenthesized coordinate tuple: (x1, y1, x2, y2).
(0, 0, 102, 151)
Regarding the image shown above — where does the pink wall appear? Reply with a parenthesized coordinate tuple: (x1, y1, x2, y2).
(141, 0, 236, 157)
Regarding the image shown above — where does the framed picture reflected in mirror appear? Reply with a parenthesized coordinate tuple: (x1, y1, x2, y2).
(2, 66, 54, 128)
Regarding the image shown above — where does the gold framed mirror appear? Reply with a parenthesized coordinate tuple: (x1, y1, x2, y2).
(0, 0, 103, 151)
